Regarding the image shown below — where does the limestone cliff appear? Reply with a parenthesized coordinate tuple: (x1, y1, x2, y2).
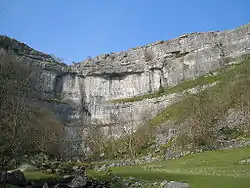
(0, 23, 250, 154)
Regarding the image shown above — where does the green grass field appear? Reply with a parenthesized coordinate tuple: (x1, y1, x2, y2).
(109, 146, 250, 188)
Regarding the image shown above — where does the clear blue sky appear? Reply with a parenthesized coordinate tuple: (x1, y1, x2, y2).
(1, 0, 250, 64)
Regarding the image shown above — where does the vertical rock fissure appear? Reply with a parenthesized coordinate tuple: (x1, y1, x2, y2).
(216, 41, 226, 68)
(78, 77, 91, 124)
(181, 58, 185, 82)
(148, 70, 152, 93)
(53, 75, 63, 98)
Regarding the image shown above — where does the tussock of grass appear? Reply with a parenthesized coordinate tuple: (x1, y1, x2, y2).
(110, 147, 250, 188)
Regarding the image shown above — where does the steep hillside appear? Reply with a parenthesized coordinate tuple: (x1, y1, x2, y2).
(88, 55, 250, 159)
(0, 23, 250, 156)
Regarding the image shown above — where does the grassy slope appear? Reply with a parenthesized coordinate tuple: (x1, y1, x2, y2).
(103, 56, 250, 159)
(149, 57, 250, 126)
(110, 147, 250, 188)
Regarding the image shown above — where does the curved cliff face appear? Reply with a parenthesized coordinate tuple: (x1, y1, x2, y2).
(1, 23, 250, 153)
(71, 24, 250, 100)
(69, 23, 250, 138)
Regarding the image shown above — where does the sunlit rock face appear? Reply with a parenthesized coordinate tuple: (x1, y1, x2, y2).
(0, 23, 250, 153)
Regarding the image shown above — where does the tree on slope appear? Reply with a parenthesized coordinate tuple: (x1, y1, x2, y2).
(0, 55, 63, 187)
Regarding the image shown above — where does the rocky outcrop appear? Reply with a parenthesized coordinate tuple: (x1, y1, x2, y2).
(0, 169, 28, 186)
(0, 23, 250, 154)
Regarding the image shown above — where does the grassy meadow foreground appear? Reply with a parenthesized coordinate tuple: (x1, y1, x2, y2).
(5, 146, 250, 187)
(87, 146, 250, 188)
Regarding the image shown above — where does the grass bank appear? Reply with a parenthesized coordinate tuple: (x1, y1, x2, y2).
(110, 146, 250, 188)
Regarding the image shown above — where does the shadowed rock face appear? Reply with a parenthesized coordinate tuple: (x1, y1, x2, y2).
(1, 23, 250, 154)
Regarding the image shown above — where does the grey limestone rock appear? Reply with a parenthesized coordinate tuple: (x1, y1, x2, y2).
(0, 23, 250, 153)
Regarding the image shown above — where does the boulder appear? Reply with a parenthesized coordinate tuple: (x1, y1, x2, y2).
(4, 169, 27, 186)
(156, 180, 190, 188)
(61, 175, 75, 184)
(68, 175, 87, 188)
(239, 158, 250, 164)
(72, 166, 79, 171)
(43, 182, 49, 188)
(166, 181, 190, 188)
(54, 183, 71, 188)
(54, 175, 87, 188)
(46, 169, 53, 174)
